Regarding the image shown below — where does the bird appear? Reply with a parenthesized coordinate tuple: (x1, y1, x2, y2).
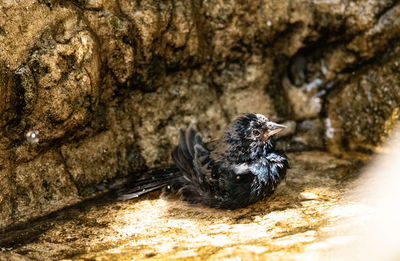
(118, 113, 289, 209)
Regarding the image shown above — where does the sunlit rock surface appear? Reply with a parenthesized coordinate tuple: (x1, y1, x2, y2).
(0, 152, 368, 260)
(0, 0, 399, 247)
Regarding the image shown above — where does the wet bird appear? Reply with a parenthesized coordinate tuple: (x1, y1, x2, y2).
(118, 113, 289, 209)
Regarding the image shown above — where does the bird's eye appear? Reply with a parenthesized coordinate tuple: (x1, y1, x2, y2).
(267, 122, 273, 129)
(252, 129, 261, 137)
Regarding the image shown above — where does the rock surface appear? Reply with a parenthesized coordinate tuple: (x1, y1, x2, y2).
(0, 0, 399, 233)
(0, 151, 367, 260)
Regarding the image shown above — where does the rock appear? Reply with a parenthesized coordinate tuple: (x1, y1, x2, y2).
(0, 0, 399, 232)
(0, 152, 366, 260)
(277, 119, 325, 151)
(60, 130, 146, 195)
(0, 169, 14, 231)
(11, 151, 79, 228)
(0, 252, 32, 261)
(220, 87, 277, 121)
(299, 192, 319, 201)
(326, 45, 400, 154)
(126, 69, 227, 167)
(275, 120, 297, 138)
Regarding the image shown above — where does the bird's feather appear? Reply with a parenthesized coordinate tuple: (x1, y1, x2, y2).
(117, 113, 289, 210)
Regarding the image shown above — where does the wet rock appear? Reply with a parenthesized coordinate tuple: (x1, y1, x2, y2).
(0, 61, 17, 129)
(0, 252, 32, 261)
(0, 169, 14, 231)
(60, 130, 146, 195)
(0, 0, 400, 231)
(20, 27, 100, 144)
(220, 87, 277, 121)
(126, 69, 226, 167)
(276, 120, 297, 138)
(84, 3, 135, 85)
(0, 151, 367, 260)
(326, 45, 400, 154)
(284, 76, 324, 120)
(347, 2, 400, 59)
(12, 151, 79, 228)
(277, 119, 325, 151)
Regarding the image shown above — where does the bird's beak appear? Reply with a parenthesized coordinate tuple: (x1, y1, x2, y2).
(264, 122, 287, 139)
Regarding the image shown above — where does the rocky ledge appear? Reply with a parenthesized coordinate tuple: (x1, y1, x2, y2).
(0, 1, 399, 258)
(0, 151, 369, 260)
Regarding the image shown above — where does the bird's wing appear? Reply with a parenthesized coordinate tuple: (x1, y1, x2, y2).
(171, 126, 208, 182)
(172, 127, 221, 193)
(172, 128, 258, 208)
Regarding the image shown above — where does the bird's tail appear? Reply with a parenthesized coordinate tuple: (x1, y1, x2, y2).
(115, 167, 180, 200)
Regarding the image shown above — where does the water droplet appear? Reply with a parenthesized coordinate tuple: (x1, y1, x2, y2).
(15, 67, 26, 74)
(100, 12, 110, 18)
(325, 118, 335, 139)
(320, 59, 327, 75)
(26, 130, 39, 144)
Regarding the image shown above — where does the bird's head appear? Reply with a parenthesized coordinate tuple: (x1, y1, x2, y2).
(223, 113, 286, 160)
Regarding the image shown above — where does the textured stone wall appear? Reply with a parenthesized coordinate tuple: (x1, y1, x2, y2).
(0, 0, 399, 230)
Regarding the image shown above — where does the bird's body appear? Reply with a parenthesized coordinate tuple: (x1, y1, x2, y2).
(119, 113, 289, 209)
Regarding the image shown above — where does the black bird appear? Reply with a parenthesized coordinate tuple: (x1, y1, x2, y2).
(118, 113, 289, 209)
